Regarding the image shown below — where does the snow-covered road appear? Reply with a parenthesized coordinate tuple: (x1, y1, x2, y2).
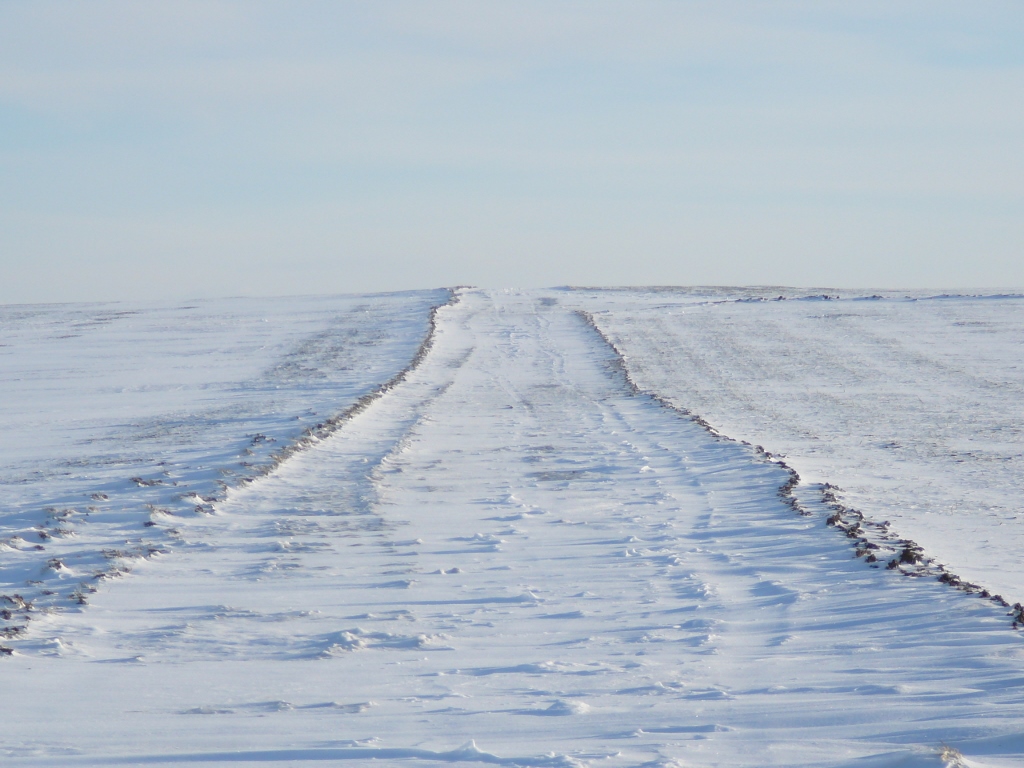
(3, 290, 1024, 767)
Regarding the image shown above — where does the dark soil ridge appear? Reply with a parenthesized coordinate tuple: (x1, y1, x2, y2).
(0, 288, 460, 654)
(577, 309, 1023, 630)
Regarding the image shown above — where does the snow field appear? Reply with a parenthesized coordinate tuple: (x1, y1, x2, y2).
(2, 290, 1022, 766)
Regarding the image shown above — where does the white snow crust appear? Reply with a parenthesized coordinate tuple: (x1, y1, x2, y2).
(1, 288, 1023, 767)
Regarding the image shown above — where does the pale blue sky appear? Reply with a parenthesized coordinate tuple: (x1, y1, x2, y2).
(2, 1, 1023, 302)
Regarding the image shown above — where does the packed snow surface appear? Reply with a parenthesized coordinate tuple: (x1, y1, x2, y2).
(1, 288, 1023, 767)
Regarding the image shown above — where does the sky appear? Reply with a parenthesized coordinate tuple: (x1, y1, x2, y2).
(2, 1, 1023, 302)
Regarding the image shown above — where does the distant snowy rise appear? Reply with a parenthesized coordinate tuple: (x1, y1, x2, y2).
(0, 290, 449, 633)
(573, 288, 1024, 603)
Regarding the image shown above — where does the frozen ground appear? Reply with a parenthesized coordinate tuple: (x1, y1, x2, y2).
(576, 288, 1024, 602)
(1, 288, 1023, 767)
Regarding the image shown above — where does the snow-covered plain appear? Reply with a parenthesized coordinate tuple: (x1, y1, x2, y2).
(2, 288, 1024, 767)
